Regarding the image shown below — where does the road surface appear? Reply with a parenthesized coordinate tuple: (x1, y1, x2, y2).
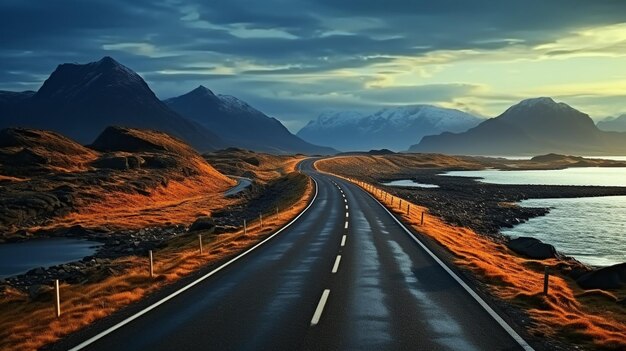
(61, 159, 530, 351)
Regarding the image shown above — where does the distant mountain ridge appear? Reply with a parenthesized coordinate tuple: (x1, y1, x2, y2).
(0, 57, 225, 151)
(165, 86, 336, 155)
(597, 114, 626, 132)
(410, 97, 626, 156)
(297, 105, 482, 151)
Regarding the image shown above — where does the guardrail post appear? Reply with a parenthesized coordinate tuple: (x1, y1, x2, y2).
(543, 266, 550, 295)
(198, 234, 203, 254)
(54, 279, 61, 317)
(149, 250, 154, 278)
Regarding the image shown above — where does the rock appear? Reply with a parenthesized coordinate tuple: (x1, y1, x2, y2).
(576, 263, 626, 290)
(27, 267, 46, 276)
(92, 155, 131, 170)
(507, 237, 559, 260)
(188, 216, 216, 233)
(28, 284, 52, 301)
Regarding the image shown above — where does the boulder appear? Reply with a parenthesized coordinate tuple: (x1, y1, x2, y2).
(92, 156, 129, 170)
(28, 284, 52, 301)
(188, 216, 216, 233)
(507, 237, 559, 260)
(576, 263, 626, 290)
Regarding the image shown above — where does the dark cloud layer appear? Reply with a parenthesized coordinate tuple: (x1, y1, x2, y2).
(1, 0, 625, 129)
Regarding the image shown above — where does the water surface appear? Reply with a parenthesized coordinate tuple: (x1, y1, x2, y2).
(0, 238, 102, 278)
(443, 167, 626, 187)
(381, 180, 439, 188)
(502, 196, 626, 267)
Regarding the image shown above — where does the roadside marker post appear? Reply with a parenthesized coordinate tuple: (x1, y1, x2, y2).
(54, 279, 61, 318)
(407, 204, 410, 215)
(543, 267, 550, 295)
(421, 212, 425, 225)
(244, 219, 247, 235)
(260, 213, 263, 228)
(399, 199, 402, 209)
(276, 207, 279, 220)
(149, 250, 154, 278)
(198, 235, 203, 254)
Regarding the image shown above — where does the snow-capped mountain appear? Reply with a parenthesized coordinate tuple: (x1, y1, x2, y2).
(297, 105, 482, 151)
(0, 57, 225, 151)
(165, 86, 337, 155)
(411, 97, 626, 155)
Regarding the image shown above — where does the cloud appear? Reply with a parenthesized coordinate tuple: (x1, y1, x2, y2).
(1, 0, 626, 129)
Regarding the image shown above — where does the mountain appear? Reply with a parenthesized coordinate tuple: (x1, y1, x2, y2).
(296, 105, 482, 151)
(597, 114, 626, 132)
(0, 57, 225, 151)
(165, 86, 336, 155)
(410, 97, 626, 156)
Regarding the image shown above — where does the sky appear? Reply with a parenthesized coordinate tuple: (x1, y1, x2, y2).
(1, 0, 626, 132)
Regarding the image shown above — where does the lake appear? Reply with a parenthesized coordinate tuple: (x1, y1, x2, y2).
(444, 167, 626, 267)
(0, 238, 102, 279)
(381, 179, 440, 188)
(443, 167, 626, 187)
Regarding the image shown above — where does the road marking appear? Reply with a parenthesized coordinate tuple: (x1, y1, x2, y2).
(345, 212, 349, 218)
(341, 235, 347, 247)
(344, 199, 347, 203)
(332, 255, 342, 273)
(68, 178, 321, 351)
(311, 289, 331, 326)
(344, 221, 349, 229)
(342, 194, 346, 198)
(345, 205, 349, 210)
(364, 191, 535, 351)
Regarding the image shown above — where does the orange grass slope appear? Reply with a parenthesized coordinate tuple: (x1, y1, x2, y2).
(47, 127, 236, 230)
(318, 153, 483, 179)
(0, 175, 313, 351)
(0, 128, 99, 173)
(316, 159, 626, 350)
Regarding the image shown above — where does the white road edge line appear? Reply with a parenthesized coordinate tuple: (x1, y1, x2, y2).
(341, 235, 347, 247)
(362, 190, 535, 351)
(68, 178, 320, 351)
(311, 289, 331, 326)
(332, 255, 342, 273)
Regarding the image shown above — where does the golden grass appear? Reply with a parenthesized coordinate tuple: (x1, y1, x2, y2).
(317, 158, 626, 350)
(0, 175, 313, 351)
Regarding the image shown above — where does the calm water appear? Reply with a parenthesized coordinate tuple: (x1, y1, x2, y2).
(445, 167, 626, 266)
(502, 196, 626, 267)
(381, 179, 440, 188)
(0, 238, 102, 279)
(443, 167, 626, 187)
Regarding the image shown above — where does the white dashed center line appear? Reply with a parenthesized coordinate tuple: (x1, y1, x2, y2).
(341, 235, 347, 247)
(311, 289, 331, 326)
(344, 221, 349, 229)
(331, 255, 342, 273)
(345, 212, 349, 218)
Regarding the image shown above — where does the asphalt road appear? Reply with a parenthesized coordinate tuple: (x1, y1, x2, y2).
(63, 159, 530, 351)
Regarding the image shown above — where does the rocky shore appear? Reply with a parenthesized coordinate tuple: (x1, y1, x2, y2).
(378, 169, 626, 237)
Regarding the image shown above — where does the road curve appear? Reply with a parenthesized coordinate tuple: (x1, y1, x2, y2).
(58, 159, 530, 351)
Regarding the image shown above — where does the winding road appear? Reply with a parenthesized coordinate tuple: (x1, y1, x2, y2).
(60, 159, 532, 351)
